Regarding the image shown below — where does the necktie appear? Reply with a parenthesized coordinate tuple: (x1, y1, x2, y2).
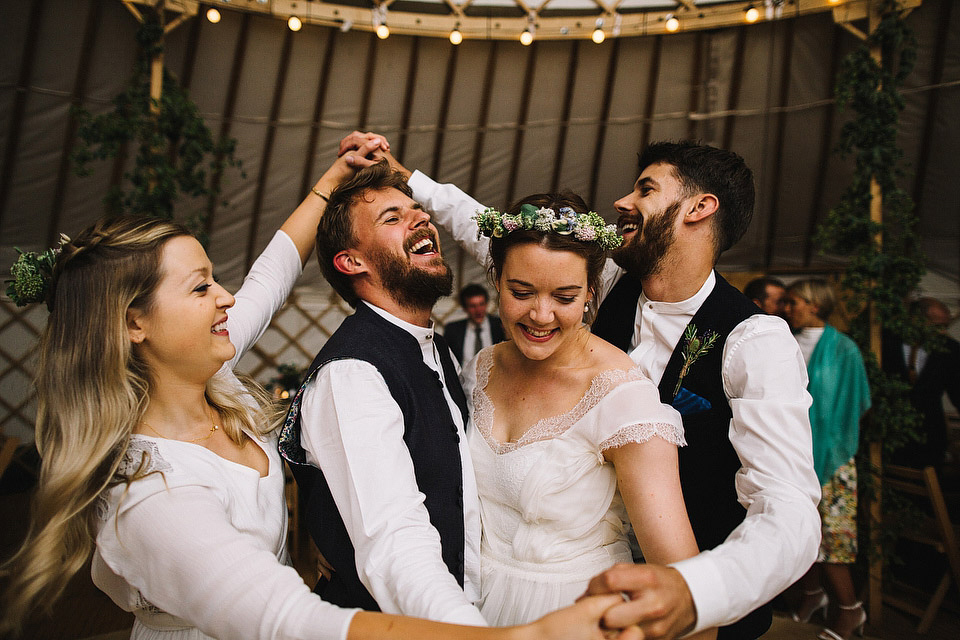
(473, 323, 483, 354)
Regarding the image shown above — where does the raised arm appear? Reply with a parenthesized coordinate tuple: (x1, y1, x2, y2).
(281, 136, 388, 265)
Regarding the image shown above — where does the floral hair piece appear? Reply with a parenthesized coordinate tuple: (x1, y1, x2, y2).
(472, 203, 622, 250)
(5, 234, 70, 310)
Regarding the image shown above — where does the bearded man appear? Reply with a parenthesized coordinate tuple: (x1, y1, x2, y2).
(279, 160, 487, 626)
(337, 134, 820, 640)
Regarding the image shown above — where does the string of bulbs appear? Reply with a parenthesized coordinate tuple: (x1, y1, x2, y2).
(202, 0, 843, 44)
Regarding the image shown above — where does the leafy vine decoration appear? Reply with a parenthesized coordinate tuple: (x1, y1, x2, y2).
(72, 10, 242, 244)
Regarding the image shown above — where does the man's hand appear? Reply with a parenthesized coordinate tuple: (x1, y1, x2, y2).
(338, 131, 412, 178)
(581, 564, 698, 640)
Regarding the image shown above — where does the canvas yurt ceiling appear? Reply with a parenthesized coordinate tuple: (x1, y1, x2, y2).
(1, 0, 959, 295)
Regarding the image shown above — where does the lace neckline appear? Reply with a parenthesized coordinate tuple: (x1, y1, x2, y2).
(472, 348, 643, 454)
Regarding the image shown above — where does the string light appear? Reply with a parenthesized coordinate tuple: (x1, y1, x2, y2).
(520, 28, 534, 45)
(449, 26, 463, 45)
(665, 14, 679, 32)
(206, 7, 221, 23)
(745, 5, 760, 23)
(592, 18, 605, 44)
(377, 23, 390, 38)
(288, 15, 302, 31)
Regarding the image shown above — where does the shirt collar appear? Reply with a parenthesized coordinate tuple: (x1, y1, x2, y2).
(361, 300, 436, 345)
(638, 270, 716, 315)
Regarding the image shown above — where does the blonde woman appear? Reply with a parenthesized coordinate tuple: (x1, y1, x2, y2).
(784, 279, 871, 640)
(0, 145, 623, 640)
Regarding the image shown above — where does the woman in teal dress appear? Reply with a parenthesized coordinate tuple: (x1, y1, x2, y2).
(785, 279, 871, 640)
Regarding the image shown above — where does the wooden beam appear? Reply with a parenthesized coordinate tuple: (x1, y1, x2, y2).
(687, 32, 704, 141)
(357, 33, 379, 130)
(639, 35, 662, 153)
(911, 0, 952, 213)
(0, 0, 44, 232)
(299, 29, 338, 201)
(803, 25, 841, 268)
(467, 40, 498, 197)
(762, 18, 795, 271)
(431, 39, 460, 177)
(48, 0, 102, 246)
(205, 11, 250, 238)
(245, 26, 295, 273)
(587, 36, 620, 209)
(505, 42, 539, 206)
(398, 36, 422, 164)
(551, 39, 580, 193)
(721, 26, 747, 151)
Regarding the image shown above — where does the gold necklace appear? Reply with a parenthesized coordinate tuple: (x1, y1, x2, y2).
(141, 413, 221, 444)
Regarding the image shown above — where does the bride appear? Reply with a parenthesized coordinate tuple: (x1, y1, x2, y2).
(464, 195, 708, 633)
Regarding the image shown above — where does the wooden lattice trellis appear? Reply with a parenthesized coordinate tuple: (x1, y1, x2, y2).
(1, 291, 465, 442)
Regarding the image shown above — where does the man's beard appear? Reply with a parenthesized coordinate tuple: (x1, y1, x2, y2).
(610, 200, 680, 278)
(369, 246, 453, 311)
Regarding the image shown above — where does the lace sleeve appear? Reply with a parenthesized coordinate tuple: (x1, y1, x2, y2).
(599, 421, 686, 452)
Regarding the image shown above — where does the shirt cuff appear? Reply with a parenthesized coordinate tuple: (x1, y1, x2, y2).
(669, 552, 729, 634)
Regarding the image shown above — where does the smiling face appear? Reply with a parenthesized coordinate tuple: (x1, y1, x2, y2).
(129, 235, 236, 384)
(497, 242, 591, 362)
(348, 187, 453, 311)
(610, 162, 687, 277)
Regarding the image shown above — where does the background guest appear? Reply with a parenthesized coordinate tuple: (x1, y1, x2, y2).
(784, 278, 871, 640)
(743, 276, 787, 318)
(443, 284, 506, 366)
(884, 297, 960, 473)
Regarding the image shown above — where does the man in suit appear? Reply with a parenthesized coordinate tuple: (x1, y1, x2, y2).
(884, 297, 960, 472)
(443, 283, 505, 365)
(337, 132, 821, 640)
(279, 160, 486, 626)
(743, 276, 787, 318)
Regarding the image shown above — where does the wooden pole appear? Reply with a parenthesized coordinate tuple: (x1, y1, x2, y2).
(867, 0, 883, 629)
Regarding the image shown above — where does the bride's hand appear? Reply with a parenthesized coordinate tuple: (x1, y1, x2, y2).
(518, 594, 636, 640)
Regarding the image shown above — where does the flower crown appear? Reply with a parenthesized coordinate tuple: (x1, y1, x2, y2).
(472, 203, 622, 250)
(5, 234, 70, 310)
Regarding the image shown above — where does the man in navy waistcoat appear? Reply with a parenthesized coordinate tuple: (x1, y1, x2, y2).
(279, 160, 486, 626)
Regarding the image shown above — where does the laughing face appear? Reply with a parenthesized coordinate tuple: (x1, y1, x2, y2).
(497, 242, 591, 362)
(610, 162, 687, 278)
(350, 187, 453, 310)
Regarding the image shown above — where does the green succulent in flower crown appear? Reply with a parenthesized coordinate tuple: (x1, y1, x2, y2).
(5, 235, 68, 310)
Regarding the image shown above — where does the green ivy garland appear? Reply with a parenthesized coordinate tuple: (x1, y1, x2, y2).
(72, 10, 242, 244)
(816, 0, 933, 456)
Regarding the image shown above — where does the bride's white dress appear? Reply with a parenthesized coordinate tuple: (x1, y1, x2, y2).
(463, 348, 685, 626)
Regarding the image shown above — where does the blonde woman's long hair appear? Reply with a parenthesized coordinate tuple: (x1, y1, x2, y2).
(0, 216, 273, 634)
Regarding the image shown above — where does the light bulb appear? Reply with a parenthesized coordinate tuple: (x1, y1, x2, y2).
(591, 28, 605, 44)
(665, 16, 679, 32)
(745, 7, 760, 23)
(376, 23, 390, 39)
(449, 28, 462, 45)
(206, 8, 221, 23)
(520, 29, 534, 46)
(288, 16, 302, 32)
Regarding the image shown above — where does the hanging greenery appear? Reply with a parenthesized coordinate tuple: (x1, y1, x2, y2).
(72, 10, 241, 244)
(816, 0, 933, 456)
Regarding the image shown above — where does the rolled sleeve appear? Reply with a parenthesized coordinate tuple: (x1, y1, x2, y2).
(671, 315, 821, 633)
(408, 170, 491, 265)
(300, 359, 487, 626)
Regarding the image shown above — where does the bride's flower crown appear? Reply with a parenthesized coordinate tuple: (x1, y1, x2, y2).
(472, 203, 622, 250)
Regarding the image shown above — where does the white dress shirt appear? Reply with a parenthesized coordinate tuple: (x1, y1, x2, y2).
(409, 170, 822, 634)
(299, 301, 486, 626)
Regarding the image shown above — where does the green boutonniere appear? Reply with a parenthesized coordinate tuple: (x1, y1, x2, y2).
(673, 324, 719, 397)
